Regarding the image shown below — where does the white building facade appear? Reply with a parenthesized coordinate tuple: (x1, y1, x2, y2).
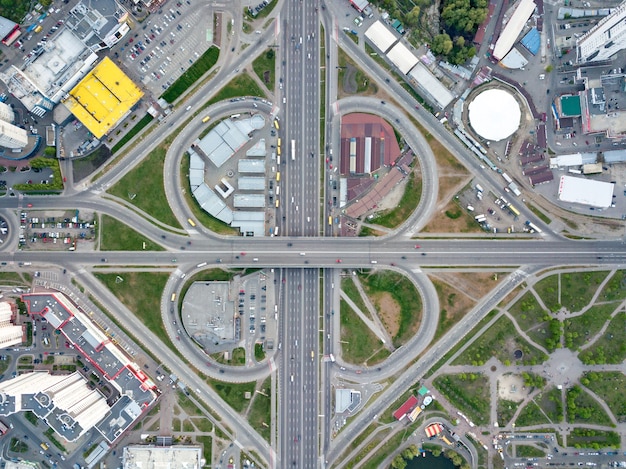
(577, 1, 626, 62)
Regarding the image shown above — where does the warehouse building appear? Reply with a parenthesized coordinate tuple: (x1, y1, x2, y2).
(364, 21, 397, 54)
(492, 0, 537, 61)
(558, 175, 614, 208)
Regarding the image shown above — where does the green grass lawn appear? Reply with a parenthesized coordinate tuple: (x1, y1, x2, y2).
(497, 399, 521, 427)
(211, 346, 246, 366)
(341, 277, 372, 320)
(453, 315, 548, 366)
(510, 290, 561, 352)
(208, 379, 256, 413)
(433, 373, 490, 425)
(337, 48, 378, 95)
(252, 49, 276, 91)
(514, 445, 545, 458)
(72, 146, 112, 182)
(180, 152, 238, 235)
(568, 428, 620, 449)
(94, 272, 172, 347)
(515, 400, 551, 427)
(206, 73, 267, 105)
(369, 172, 422, 229)
(99, 215, 165, 251)
(582, 371, 626, 423)
(0, 272, 27, 283)
(560, 271, 610, 312)
(111, 114, 154, 154)
(358, 269, 422, 347)
(339, 298, 386, 365)
(579, 311, 626, 364)
(564, 302, 617, 350)
(161, 46, 220, 103)
(195, 435, 212, 464)
(566, 385, 614, 426)
(533, 274, 560, 312)
(248, 377, 271, 442)
(107, 146, 182, 229)
(598, 270, 626, 301)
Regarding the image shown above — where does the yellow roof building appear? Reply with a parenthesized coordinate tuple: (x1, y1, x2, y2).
(63, 57, 143, 139)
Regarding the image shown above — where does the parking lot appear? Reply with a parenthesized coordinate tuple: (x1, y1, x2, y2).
(113, 1, 216, 95)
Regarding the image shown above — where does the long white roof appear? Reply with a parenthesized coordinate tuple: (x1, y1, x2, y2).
(364, 21, 397, 53)
(493, 0, 537, 60)
(408, 63, 454, 109)
(558, 175, 614, 208)
(387, 42, 418, 74)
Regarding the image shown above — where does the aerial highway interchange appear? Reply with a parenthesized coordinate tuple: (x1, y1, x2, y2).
(2, 0, 626, 468)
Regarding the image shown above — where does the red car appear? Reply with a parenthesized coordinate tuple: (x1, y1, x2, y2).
(414, 244, 421, 249)
(336, 259, 342, 263)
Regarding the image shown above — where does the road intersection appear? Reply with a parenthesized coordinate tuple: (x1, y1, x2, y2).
(3, 0, 626, 467)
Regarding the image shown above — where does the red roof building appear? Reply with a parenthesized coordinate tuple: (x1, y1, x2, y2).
(393, 395, 418, 421)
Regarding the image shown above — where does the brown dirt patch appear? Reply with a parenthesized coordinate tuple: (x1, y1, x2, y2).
(430, 277, 476, 338)
(433, 271, 506, 300)
(497, 374, 525, 402)
(371, 291, 401, 338)
(422, 198, 483, 233)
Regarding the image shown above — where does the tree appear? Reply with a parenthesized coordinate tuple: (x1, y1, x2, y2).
(431, 33, 453, 55)
(266, 49, 275, 60)
(44, 146, 56, 157)
(405, 6, 421, 27)
(391, 455, 407, 469)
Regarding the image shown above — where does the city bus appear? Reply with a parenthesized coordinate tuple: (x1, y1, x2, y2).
(202, 115, 211, 123)
(277, 146, 281, 156)
(170, 293, 176, 302)
(291, 139, 296, 161)
(274, 119, 280, 130)
(328, 216, 332, 225)
(276, 172, 280, 182)
(277, 137, 281, 147)
(187, 218, 196, 227)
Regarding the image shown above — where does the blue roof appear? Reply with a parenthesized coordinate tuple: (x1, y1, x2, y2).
(521, 28, 540, 55)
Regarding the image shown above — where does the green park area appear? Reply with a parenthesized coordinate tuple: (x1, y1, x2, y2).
(433, 373, 490, 425)
(247, 377, 272, 442)
(252, 49, 276, 91)
(357, 269, 423, 347)
(107, 147, 182, 229)
(94, 271, 172, 348)
(339, 298, 388, 365)
(99, 215, 164, 251)
(452, 314, 547, 366)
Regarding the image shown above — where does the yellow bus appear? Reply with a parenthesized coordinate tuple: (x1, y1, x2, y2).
(277, 137, 281, 147)
(275, 199, 280, 208)
(170, 293, 176, 302)
(202, 115, 211, 123)
(277, 147, 281, 156)
(34, 25, 43, 33)
(276, 172, 281, 182)
(274, 120, 280, 130)
(328, 216, 332, 225)
(187, 218, 196, 227)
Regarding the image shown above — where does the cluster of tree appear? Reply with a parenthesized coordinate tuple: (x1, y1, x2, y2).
(391, 445, 420, 469)
(430, 0, 486, 64)
(544, 318, 562, 352)
(522, 372, 546, 389)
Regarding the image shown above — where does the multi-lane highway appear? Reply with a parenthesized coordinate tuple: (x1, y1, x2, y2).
(278, 0, 322, 466)
(3, 0, 626, 466)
